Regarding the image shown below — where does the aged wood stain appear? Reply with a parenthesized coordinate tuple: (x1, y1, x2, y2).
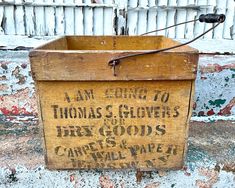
(29, 36, 198, 170)
(37, 81, 192, 169)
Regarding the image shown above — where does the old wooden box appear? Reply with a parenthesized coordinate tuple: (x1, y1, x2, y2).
(29, 36, 198, 170)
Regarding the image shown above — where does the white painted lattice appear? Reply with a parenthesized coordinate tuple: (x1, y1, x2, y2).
(0, 0, 116, 36)
(0, 0, 234, 39)
(123, 0, 235, 39)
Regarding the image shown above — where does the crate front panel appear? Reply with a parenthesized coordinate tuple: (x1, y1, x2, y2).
(37, 80, 192, 169)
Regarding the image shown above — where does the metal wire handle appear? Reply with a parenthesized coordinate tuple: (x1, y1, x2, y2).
(108, 14, 226, 76)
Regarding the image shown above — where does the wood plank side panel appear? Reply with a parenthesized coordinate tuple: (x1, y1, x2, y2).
(55, 0, 65, 35)
(115, 0, 128, 35)
(147, 0, 157, 35)
(34, 81, 49, 169)
(127, 0, 138, 35)
(194, 0, 207, 38)
(35, 0, 45, 35)
(66, 36, 164, 50)
(213, 0, 226, 39)
(37, 80, 192, 169)
(223, 0, 234, 39)
(64, 0, 75, 35)
(103, 0, 114, 35)
(67, 36, 114, 50)
(137, 0, 148, 35)
(25, 0, 35, 36)
(156, 0, 167, 36)
(15, 0, 25, 35)
(182, 80, 195, 165)
(84, 0, 93, 35)
(29, 50, 198, 81)
(0, 1, 4, 34)
(175, 0, 187, 38)
(185, 0, 197, 39)
(36, 37, 68, 50)
(233, 7, 235, 39)
(94, 0, 104, 35)
(166, 0, 177, 38)
(74, 0, 84, 35)
(45, 0, 55, 36)
(37, 36, 198, 51)
(4, 0, 15, 34)
(204, 0, 216, 39)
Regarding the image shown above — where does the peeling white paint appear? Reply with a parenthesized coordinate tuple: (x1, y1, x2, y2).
(0, 51, 34, 96)
(191, 115, 235, 122)
(193, 55, 235, 116)
(0, 163, 234, 188)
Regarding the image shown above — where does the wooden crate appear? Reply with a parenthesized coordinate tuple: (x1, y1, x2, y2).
(29, 36, 198, 170)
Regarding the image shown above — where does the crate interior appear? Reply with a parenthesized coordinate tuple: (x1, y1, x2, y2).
(37, 36, 196, 52)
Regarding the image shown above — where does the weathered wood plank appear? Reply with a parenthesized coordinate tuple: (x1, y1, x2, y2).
(55, 0, 64, 35)
(233, 12, 235, 39)
(213, 0, 226, 39)
(115, 0, 128, 35)
(74, 0, 84, 35)
(30, 36, 198, 81)
(204, 0, 216, 39)
(30, 51, 198, 81)
(65, 35, 163, 50)
(0, 1, 116, 7)
(30, 35, 197, 170)
(166, 0, 177, 38)
(43, 35, 197, 51)
(35, 0, 45, 35)
(25, 0, 35, 36)
(45, 0, 55, 35)
(146, 0, 157, 35)
(223, 0, 234, 39)
(137, 0, 148, 35)
(84, 0, 93, 35)
(15, 0, 25, 35)
(0, 5, 3, 34)
(194, 0, 207, 38)
(127, 0, 138, 35)
(4, 0, 15, 34)
(64, 0, 75, 34)
(94, 0, 104, 35)
(37, 80, 193, 170)
(156, 0, 167, 36)
(185, 0, 197, 39)
(175, 0, 187, 38)
(36, 36, 68, 50)
(103, 0, 113, 35)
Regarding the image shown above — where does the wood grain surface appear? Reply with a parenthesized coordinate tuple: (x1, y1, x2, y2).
(30, 36, 198, 81)
(37, 81, 193, 169)
(30, 36, 198, 170)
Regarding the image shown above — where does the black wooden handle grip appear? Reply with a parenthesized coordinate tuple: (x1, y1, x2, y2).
(199, 14, 226, 23)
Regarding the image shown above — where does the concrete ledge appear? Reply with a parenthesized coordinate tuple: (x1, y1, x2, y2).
(176, 39, 235, 54)
(0, 36, 235, 54)
(0, 121, 234, 187)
